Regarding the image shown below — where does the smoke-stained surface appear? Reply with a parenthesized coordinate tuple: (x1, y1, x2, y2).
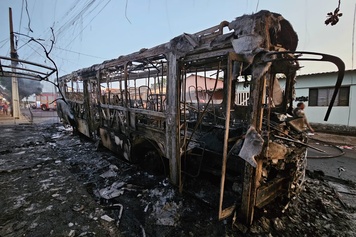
(0, 77, 43, 100)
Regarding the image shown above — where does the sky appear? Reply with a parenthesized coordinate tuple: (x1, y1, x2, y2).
(0, 0, 356, 91)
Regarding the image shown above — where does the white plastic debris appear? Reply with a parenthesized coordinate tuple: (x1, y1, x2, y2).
(68, 230, 76, 237)
(109, 164, 118, 171)
(238, 126, 264, 168)
(100, 165, 119, 178)
(153, 201, 182, 226)
(101, 214, 115, 222)
(338, 166, 345, 177)
(52, 133, 64, 139)
(144, 203, 150, 212)
(98, 181, 125, 199)
(145, 188, 181, 226)
(99, 170, 117, 178)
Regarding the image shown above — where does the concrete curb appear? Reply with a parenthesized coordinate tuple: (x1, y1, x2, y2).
(310, 132, 356, 148)
(0, 113, 31, 125)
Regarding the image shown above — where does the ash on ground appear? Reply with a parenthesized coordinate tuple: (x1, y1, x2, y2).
(0, 124, 355, 237)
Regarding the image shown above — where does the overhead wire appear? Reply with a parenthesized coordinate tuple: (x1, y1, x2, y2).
(125, 0, 132, 24)
(22, 41, 47, 62)
(55, 0, 96, 38)
(42, 43, 106, 59)
(0, 39, 9, 50)
(63, 0, 112, 49)
(164, 0, 172, 36)
(53, 0, 58, 23)
(48, 0, 108, 62)
(21, 0, 92, 61)
(255, 0, 259, 12)
(24, 0, 33, 33)
(18, 0, 24, 33)
(17, 0, 112, 76)
(16, 38, 31, 51)
(23, 0, 107, 62)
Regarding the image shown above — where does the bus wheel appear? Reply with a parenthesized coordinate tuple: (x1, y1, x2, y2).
(139, 149, 167, 176)
(41, 104, 47, 111)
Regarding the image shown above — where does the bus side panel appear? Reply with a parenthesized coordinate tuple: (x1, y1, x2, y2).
(99, 127, 131, 161)
(77, 118, 90, 137)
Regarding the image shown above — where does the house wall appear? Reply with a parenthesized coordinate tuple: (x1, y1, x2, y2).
(295, 70, 356, 127)
(185, 74, 223, 91)
(235, 70, 356, 129)
(185, 74, 224, 103)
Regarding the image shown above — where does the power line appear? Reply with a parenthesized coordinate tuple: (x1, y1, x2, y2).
(56, 0, 96, 39)
(255, 0, 259, 12)
(64, 0, 112, 49)
(19, 1, 88, 61)
(44, 44, 106, 59)
(22, 41, 47, 62)
(18, 0, 112, 66)
(16, 39, 31, 51)
(24, 0, 33, 32)
(0, 39, 9, 49)
(21, 0, 101, 62)
(18, 0, 24, 33)
(125, 0, 132, 24)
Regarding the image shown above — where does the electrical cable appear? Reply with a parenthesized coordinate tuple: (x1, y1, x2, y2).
(21, 0, 93, 61)
(0, 39, 9, 50)
(42, 43, 106, 59)
(18, 0, 24, 33)
(24, 0, 33, 33)
(18, 0, 111, 76)
(22, 0, 110, 63)
(63, 0, 112, 49)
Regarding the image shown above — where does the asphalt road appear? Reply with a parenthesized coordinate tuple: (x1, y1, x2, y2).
(21, 108, 60, 124)
(307, 146, 356, 182)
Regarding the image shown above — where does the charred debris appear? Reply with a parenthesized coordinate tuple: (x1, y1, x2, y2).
(57, 10, 345, 225)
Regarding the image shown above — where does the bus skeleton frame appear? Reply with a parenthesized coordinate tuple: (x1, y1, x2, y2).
(58, 10, 344, 225)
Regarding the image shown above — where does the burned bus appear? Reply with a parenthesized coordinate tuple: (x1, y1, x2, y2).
(58, 10, 344, 225)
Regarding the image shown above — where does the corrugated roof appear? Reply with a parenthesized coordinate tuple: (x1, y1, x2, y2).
(297, 69, 356, 77)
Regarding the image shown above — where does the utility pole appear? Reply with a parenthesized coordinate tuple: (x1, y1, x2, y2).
(9, 7, 20, 119)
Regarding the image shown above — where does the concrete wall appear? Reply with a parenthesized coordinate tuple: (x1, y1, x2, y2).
(295, 70, 356, 127)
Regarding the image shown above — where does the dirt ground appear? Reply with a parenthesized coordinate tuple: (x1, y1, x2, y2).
(1, 123, 356, 237)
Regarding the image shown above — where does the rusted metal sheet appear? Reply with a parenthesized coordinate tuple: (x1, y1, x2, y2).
(255, 177, 288, 208)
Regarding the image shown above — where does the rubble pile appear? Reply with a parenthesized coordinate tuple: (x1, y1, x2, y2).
(243, 174, 356, 236)
(0, 124, 355, 236)
(0, 125, 119, 237)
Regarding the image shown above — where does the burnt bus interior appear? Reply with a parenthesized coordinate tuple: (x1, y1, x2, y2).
(58, 11, 344, 225)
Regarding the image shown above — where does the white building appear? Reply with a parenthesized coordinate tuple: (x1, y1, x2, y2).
(293, 69, 356, 128)
(235, 69, 356, 134)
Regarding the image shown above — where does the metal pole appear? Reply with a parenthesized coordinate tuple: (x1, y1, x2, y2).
(9, 7, 20, 119)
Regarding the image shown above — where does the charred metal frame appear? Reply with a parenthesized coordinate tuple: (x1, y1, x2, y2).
(0, 56, 56, 81)
(58, 11, 344, 225)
